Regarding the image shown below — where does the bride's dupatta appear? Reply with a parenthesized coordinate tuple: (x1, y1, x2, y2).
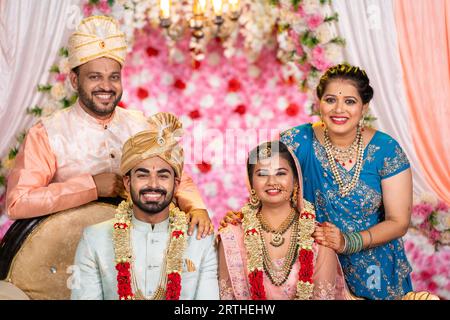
(218, 141, 352, 300)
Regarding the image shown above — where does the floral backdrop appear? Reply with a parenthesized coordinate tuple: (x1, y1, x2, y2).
(0, 0, 448, 299)
(121, 27, 317, 225)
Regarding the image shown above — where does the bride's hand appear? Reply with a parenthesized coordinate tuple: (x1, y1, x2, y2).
(313, 222, 346, 253)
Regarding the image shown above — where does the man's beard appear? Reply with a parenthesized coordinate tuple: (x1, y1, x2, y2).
(77, 83, 122, 117)
(130, 185, 174, 215)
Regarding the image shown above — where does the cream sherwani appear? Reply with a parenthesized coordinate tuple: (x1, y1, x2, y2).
(6, 102, 206, 219)
(71, 215, 219, 300)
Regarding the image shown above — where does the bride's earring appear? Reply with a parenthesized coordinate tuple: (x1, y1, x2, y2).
(290, 183, 298, 208)
(250, 189, 261, 208)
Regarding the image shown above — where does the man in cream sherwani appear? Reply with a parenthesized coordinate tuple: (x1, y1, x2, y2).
(71, 112, 219, 300)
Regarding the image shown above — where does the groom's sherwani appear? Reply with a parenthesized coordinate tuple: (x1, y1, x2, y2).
(71, 214, 219, 300)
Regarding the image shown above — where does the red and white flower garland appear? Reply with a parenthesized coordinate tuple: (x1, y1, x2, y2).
(242, 201, 316, 300)
(112, 200, 188, 300)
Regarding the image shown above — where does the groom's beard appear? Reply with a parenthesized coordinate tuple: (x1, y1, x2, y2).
(130, 185, 174, 215)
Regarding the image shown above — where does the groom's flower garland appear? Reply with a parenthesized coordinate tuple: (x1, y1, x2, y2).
(242, 201, 316, 300)
(112, 200, 188, 300)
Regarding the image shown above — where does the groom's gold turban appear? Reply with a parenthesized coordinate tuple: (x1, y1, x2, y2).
(68, 15, 127, 69)
(120, 113, 184, 177)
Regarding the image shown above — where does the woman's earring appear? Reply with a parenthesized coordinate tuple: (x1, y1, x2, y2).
(359, 116, 365, 132)
(250, 189, 261, 208)
(290, 184, 298, 208)
(319, 113, 326, 128)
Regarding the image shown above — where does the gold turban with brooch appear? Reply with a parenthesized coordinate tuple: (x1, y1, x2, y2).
(68, 15, 127, 69)
(120, 113, 184, 177)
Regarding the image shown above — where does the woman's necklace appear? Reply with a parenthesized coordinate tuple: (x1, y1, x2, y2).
(259, 213, 300, 286)
(257, 207, 296, 247)
(323, 126, 364, 197)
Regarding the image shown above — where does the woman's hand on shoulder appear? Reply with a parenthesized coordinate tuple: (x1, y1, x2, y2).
(218, 211, 243, 231)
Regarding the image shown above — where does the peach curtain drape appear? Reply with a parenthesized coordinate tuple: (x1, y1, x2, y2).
(395, 0, 450, 204)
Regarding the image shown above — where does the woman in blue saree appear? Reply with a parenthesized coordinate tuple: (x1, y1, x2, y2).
(279, 64, 413, 299)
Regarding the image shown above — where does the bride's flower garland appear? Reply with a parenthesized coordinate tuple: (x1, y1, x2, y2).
(112, 200, 188, 300)
(242, 201, 316, 300)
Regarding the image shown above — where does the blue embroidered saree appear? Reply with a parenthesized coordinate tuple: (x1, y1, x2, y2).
(281, 123, 413, 300)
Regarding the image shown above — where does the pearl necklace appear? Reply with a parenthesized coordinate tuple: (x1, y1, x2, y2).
(323, 126, 364, 197)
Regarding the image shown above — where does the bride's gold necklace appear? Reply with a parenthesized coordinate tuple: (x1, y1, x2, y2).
(257, 208, 297, 247)
(323, 126, 364, 197)
(257, 210, 300, 286)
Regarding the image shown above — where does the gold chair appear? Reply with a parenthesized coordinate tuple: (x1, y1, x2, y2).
(0, 201, 117, 300)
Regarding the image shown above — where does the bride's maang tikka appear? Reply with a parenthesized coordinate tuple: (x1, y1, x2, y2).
(258, 145, 272, 159)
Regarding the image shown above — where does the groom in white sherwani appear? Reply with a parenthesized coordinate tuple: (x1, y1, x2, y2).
(71, 112, 219, 300)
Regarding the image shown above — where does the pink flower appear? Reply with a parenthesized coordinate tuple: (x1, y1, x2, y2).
(55, 73, 67, 82)
(412, 202, 434, 226)
(429, 229, 441, 243)
(82, 4, 94, 17)
(297, 5, 306, 18)
(306, 14, 324, 29)
(311, 46, 332, 71)
(99, 0, 112, 14)
(436, 201, 449, 212)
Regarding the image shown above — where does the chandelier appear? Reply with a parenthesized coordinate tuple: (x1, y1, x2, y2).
(158, 0, 241, 61)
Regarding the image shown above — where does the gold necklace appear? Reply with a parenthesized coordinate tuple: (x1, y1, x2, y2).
(326, 131, 360, 166)
(257, 208, 297, 247)
(258, 212, 300, 286)
(323, 126, 364, 197)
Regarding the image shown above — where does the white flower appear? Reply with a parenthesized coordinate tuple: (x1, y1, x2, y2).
(1, 156, 15, 171)
(248, 65, 261, 78)
(142, 97, 158, 115)
(315, 23, 334, 44)
(245, 114, 260, 128)
(420, 192, 439, 206)
(183, 81, 197, 96)
(277, 96, 288, 110)
(434, 211, 450, 232)
(161, 72, 174, 86)
(222, 173, 234, 190)
(41, 100, 60, 117)
(227, 197, 240, 210)
(58, 59, 71, 74)
(439, 231, 450, 245)
(157, 93, 168, 107)
(203, 182, 218, 197)
(50, 83, 67, 101)
(200, 95, 215, 109)
(208, 75, 222, 88)
(303, 0, 322, 15)
(251, 94, 262, 108)
(172, 48, 185, 64)
(179, 115, 193, 129)
(324, 43, 343, 63)
(131, 52, 143, 66)
(404, 229, 436, 255)
(292, 21, 308, 34)
(260, 108, 274, 120)
(224, 46, 236, 59)
(207, 52, 221, 66)
(225, 93, 241, 106)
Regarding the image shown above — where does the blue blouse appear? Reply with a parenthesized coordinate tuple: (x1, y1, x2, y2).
(281, 123, 413, 300)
